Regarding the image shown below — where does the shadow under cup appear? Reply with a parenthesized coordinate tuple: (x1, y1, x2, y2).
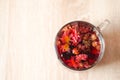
(55, 21, 105, 71)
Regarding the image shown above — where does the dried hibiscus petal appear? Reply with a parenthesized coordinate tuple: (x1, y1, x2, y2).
(67, 57, 78, 69)
(59, 44, 69, 52)
(76, 54, 88, 62)
(60, 36, 70, 44)
(69, 28, 80, 46)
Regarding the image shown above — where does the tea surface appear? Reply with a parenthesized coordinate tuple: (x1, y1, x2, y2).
(56, 21, 101, 70)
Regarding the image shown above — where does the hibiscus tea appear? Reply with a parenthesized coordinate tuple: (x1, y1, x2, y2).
(55, 21, 104, 70)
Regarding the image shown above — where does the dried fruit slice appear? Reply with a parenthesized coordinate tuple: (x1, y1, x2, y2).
(72, 48, 79, 55)
(92, 41, 98, 47)
(91, 33, 97, 40)
(96, 45, 100, 50)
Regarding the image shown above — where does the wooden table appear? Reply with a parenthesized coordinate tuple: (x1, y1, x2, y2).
(0, 0, 120, 80)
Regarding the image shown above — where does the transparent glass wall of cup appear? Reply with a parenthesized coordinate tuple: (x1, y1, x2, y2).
(55, 19, 110, 71)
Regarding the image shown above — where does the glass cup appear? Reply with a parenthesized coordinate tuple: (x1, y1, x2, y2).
(55, 19, 110, 71)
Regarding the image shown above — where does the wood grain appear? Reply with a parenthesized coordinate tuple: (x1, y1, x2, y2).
(0, 0, 120, 80)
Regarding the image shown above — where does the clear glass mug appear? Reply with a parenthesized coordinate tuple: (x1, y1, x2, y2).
(55, 19, 110, 71)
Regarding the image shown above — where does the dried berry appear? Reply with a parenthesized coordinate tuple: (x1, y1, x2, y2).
(92, 41, 98, 47)
(61, 52, 73, 60)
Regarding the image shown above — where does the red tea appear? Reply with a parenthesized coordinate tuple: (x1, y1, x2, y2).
(55, 21, 101, 70)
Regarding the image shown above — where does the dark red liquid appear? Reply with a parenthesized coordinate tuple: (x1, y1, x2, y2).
(55, 21, 101, 70)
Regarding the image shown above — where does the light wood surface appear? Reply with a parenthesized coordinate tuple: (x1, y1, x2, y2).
(0, 0, 120, 80)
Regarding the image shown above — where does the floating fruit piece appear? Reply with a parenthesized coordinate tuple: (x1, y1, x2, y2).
(71, 35, 77, 44)
(72, 48, 79, 55)
(60, 44, 69, 52)
(96, 45, 100, 50)
(82, 40, 91, 48)
(91, 48, 99, 54)
(71, 60, 78, 69)
(64, 36, 70, 43)
(64, 44, 69, 50)
(91, 34, 97, 40)
(60, 35, 70, 44)
(83, 33, 90, 40)
(92, 41, 98, 47)
(79, 63, 83, 68)
(76, 54, 88, 62)
(84, 62, 91, 68)
(60, 26, 70, 43)
(61, 52, 72, 60)
(69, 28, 81, 46)
(67, 57, 78, 69)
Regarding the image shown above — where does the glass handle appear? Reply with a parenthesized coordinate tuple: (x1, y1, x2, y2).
(97, 19, 110, 31)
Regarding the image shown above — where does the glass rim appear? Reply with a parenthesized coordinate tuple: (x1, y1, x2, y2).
(54, 20, 105, 71)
